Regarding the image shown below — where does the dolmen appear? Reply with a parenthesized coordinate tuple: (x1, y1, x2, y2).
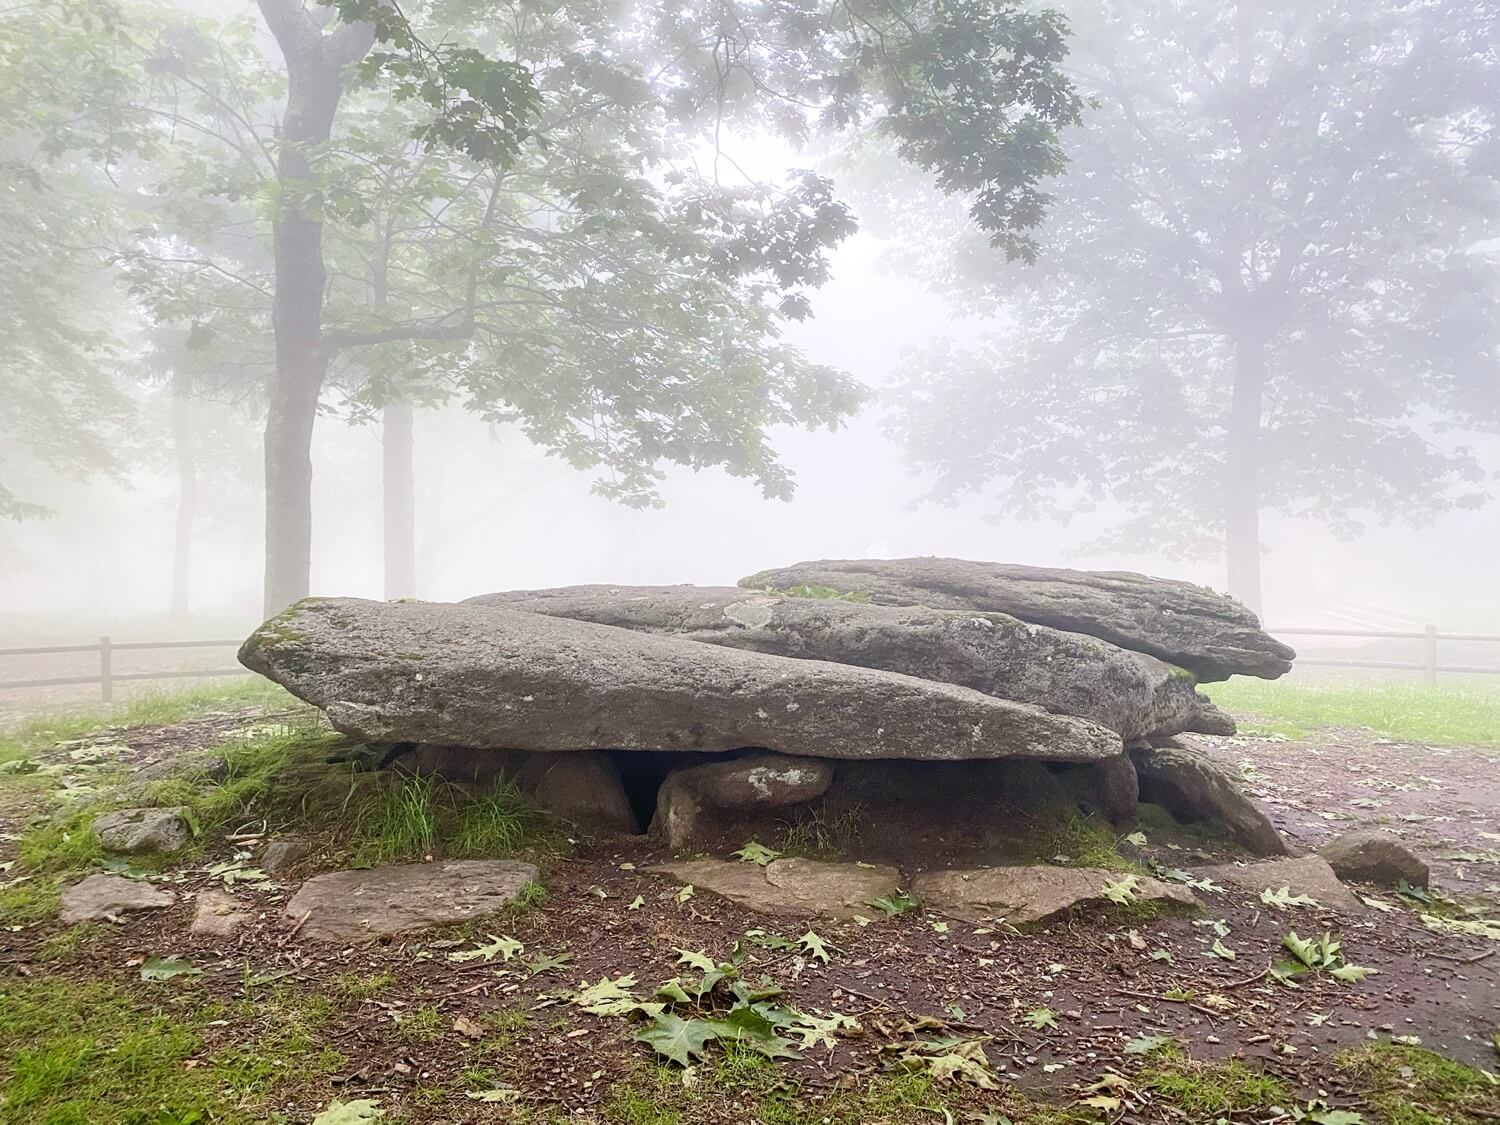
(239, 558, 1294, 856)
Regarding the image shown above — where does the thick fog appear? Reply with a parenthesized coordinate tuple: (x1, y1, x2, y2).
(7, 227, 1496, 631)
(3, 0, 1498, 639)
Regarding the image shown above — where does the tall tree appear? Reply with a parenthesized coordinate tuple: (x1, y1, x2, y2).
(879, 0, 1500, 611)
(114, 0, 1083, 612)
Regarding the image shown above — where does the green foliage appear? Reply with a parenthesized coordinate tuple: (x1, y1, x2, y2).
(1275, 931, 1376, 986)
(1207, 678, 1500, 748)
(397, 1005, 444, 1044)
(0, 681, 293, 767)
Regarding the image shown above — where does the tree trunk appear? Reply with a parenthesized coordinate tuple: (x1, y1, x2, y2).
(257, 2, 374, 616)
(382, 400, 417, 598)
(169, 368, 196, 619)
(1225, 335, 1266, 614)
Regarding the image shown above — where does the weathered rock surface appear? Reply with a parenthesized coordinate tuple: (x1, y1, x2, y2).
(191, 888, 253, 937)
(738, 558, 1293, 682)
(1056, 752, 1140, 825)
(651, 856, 900, 919)
(1319, 830, 1429, 888)
(1197, 855, 1366, 913)
(518, 752, 638, 835)
(652, 752, 832, 848)
(240, 598, 1123, 764)
(912, 865, 1198, 926)
(471, 585, 1232, 740)
(261, 837, 312, 875)
(60, 873, 175, 923)
(1132, 745, 1289, 856)
(285, 859, 539, 943)
(92, 807, 192, 854)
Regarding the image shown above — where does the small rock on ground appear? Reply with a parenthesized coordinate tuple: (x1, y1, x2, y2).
(911, 865, 1198, 926)
(650, 857, 900, 919)
(191, 888, 253, 937)
(284, 859, 540, 943)
(60, 873, 176, 924)
(261, 837, 312, 874)
(1197, 854, 1367, 913)
(91, 807, 192, 854)
(1318, 829, 1429, 888)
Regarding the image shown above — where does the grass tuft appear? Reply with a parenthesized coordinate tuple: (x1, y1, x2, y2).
(1341, 1044, 1500, 1125)
(351, 773, 542, 865)
(1139, 1054, 1291, 1116)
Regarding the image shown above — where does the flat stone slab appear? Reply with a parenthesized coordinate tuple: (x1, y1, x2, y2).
(240, 598, 1122, 763)
(912, 865, 1198, 926)
(1196, 855, 1366, 914)
(284, 859, 540, 943)
(739, 558, 1294, 682)
(190, 888, 253, 938)
(651, 857, 901, 919)
(473, 584, 1232, 740)
(60, 873, 175, 923)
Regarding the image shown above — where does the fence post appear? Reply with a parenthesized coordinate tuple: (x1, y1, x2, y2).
(1423, 624, 1438, 685)
(99, 635, 113, 702)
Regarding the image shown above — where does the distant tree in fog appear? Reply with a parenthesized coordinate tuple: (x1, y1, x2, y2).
(0, 9, 142, 519)
(878, 0, 1500, 612)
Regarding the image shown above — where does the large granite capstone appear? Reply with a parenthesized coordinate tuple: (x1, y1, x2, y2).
(739, 558, 1293, 682)
(469, 585, 1232, 740)
(239, 597, 1124, 763)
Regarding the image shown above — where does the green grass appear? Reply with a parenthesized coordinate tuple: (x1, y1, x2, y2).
(1139, 1052, 1290, 1116)
(8, 712, 344, 888)
(1207, 677, 1500, 747)
(330, 971, 396, 1000)
(351, 773, 543, 865)
(0, 680, 293, 766)
(1341, 1044, 1500, 1125)
(0, 976, 339, 1123)
(774, 803, 866, 859)
(398, 1004, 445, 1044)
(1021, 811, 1142, 872)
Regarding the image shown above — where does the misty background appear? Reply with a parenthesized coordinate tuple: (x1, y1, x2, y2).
(3, 0, 1498, 643)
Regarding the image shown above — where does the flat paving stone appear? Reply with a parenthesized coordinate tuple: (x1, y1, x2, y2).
(60, 873, 175, 924)
(651, 857, 901, 919)
(1197, 854, 1366, 913)
(284, 859, 540, 943)
(912, 864, 1198, 926)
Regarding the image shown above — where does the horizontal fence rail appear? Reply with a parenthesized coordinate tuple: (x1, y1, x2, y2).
(1, 624, 1498, 699)
(0, 637, 248, 700)
(1266, 624, 1500, 683)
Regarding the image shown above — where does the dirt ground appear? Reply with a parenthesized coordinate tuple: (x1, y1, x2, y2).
(1, 711, 1497, 1123)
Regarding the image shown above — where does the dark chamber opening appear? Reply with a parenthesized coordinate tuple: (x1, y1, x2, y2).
(604, 748, 752, 830)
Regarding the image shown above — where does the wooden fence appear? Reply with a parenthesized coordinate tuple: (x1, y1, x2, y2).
(0, 638, 247, 701)
(1266, 625, 1500, 684)
(0, 626, 1498, 700)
